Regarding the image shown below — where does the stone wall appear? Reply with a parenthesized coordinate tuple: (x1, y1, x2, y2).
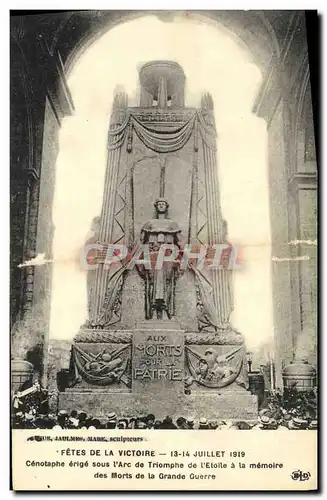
(33, 96, 60, 383)
(268, 100, 294, 387)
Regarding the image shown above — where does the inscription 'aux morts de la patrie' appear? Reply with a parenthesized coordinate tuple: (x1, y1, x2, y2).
(134, 334, 184, 381)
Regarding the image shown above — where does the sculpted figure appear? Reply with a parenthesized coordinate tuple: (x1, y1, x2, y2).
(137, 198, 182, 320)
(203, 348, 234, 381)
(185, 347, 236, 388)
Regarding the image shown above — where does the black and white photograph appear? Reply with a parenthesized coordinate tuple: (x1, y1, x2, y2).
(10, 9, 318, 491)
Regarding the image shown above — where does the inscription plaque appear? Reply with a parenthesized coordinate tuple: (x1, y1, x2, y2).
(132, 321, 185, 394)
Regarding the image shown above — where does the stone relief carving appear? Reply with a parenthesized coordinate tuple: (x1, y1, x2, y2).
(74, 330, 132, 344)
(95, 271, 126, 328)
(70, 344, 131, 388)
(185, 346, 244, 389)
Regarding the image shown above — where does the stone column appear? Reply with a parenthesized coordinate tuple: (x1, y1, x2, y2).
(140, 87, 153, 107)
(171, 87, 185, 108)
(90, 91, 128, 324)
(158, 76, 167, 109)
(251, 13, 314, 387)
(21, 171, 40, 315)
(188, 123, 199, 243)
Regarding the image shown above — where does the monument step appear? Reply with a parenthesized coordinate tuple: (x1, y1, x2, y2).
(59, 389, 258, 420)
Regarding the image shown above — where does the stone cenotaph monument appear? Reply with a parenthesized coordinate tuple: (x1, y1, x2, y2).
(59, 61, 257, 419)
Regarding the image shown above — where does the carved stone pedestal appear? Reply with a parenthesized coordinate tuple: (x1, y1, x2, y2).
(59, 388, 257, 420)
(58, 322, 258, 420)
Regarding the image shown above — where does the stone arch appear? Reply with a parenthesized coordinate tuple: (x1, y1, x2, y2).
(51, 11, 280, 78)
(290, 52, 311, 173)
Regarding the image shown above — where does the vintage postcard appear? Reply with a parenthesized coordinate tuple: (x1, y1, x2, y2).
(10, 10, 318, 491)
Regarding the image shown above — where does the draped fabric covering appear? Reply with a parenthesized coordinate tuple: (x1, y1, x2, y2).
(108, 111, 217, 153)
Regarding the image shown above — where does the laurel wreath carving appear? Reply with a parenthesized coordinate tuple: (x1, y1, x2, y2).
(74, 330, 133, 344)
(184, 332, 244, 345)
(74, 329, 243, 345)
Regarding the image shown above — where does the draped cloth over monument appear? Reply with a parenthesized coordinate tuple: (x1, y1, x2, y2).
(107, 111, 217, 154)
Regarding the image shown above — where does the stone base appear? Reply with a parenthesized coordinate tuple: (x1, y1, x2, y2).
(56, 320, 257, 420)
(58, 389, 258, 420)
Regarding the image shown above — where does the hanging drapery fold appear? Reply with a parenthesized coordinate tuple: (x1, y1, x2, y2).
(131, 114, 196, 153)
(201, 132, 233, 326)
(197, 111, 217, 151)
(90, 120, 125, 326)
(107, 113, 130, 136)
(106, 111, 217, 154)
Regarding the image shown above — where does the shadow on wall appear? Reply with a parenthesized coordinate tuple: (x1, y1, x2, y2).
(11, 300, 48, 377)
